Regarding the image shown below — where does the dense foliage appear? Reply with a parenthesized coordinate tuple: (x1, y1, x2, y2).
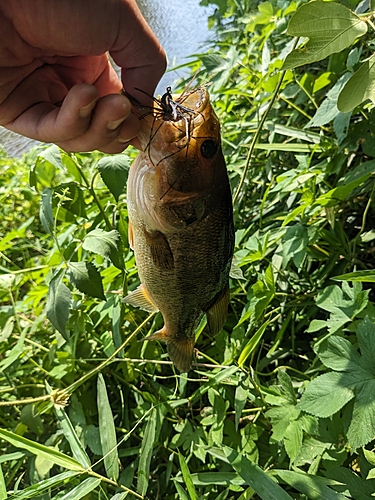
(1, 0, 375, 498)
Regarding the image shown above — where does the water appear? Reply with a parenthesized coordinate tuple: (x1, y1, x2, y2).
(0, 0, 214, 157)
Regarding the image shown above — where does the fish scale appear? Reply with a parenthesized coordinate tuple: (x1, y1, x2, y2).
(124, 86, 234, 371)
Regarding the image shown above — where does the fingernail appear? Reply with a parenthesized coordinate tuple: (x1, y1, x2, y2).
(118, 133, 138, 144)
(107, 117, 127, 130)
(79, 99, 97, 118)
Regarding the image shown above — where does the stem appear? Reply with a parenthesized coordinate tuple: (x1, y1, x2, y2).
(75, 164, 112, 230)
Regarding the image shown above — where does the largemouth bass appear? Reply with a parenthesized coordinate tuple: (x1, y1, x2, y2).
(124, 86, 234, 372)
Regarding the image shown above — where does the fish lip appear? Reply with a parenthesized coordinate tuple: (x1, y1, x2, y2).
(161, 87, 208, 125)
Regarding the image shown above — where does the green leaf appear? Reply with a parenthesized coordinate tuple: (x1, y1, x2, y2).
(137, 408, 157, 496)
(0, 464, 6, 500)
(276, 470, 349, 500)
(39, 188, 54, 235)
(298, 371, 356, 417)
(173, 481, 190, 500)
(54, 182, 87, 218)
(301, 318, 375, 448)
(0, 429, 84, 472)
(59, 477, 101, 500)
(224, 446, 294, 500)
(82, 228, 122, 269)
(174, 471, 245, 486)
(97, 373, 119, 481)
(5, 471, 78, 499)
(97, 155, 129, 201)
(305, 74, 351, 128)
(67, 262, 105, 300)
(53, 400, 91, 469)
(338, 53, 375, 112)
(178, 453, 198, 500)
(38, 145, 64, 170)
(238, 320, 270, 367)
(46, 271, 72, 338)
(333, 270, 375, 283)
(283, 2, 367, 70)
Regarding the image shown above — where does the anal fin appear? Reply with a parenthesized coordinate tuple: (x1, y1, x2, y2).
(206, 284, 230, 335)
(123, 284, 158, 313)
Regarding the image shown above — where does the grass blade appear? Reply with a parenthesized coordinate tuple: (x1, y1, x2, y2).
(0, 464, 6, 500)
(224, 446, 293, 500)
(0, 429, 84, 472)
(173, 481, 189, 500)
(137, 407, 157, 496)
(6, 471, 78, 499)
(276, 470, 348, 500)
(97, 373, 119, 480)
(57, 477, 101, 500)
(54, 404, 91, 469)
(178, 453, 198, 500)
(238, 320, 270, 367)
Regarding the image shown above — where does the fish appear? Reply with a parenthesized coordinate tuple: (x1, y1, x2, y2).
(124, 85, 234, 372)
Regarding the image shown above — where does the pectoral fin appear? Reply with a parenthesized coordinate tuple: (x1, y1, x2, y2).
(206, 285, 230, 335)
(144, 229, 174, 270)
(123, 284, 158, 312)
(140, 327, 195, 372)
(128, 221, 134, 249)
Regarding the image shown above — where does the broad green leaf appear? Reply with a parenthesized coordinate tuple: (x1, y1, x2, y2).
(316, 335, 363, 373)
(0, 464, 6, 500)
(305, 74, 351, 128)
(97, 155, 129, 201)
(38, 145, 64, 170)
(283, 2, 367, 70)
(348, 380, 375, 450)
(0, 429, 84, 471)
(82, 228, 123, 269)
(46, 272, 72, 338)
(298, 371, 356, 417)
(224, 446, 293, 500)
(276, 470, 348, 500)
(238, 320, 270, 367)
(178, 453, 198, 500)
(39, 188, 54, 235)
(67, 262, 105, 300)
(5, 471, 78, 499)
(338, 53, 375, 112)
(53, 400, 91, 469)
(137, 408, 157, 496)
(97, 373, 119, 481)
(333, 270, 375, 283)
(58, 477, 101, 500)
(323, 466, 375, 500)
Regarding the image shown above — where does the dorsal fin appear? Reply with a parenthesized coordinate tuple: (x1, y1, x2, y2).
(206, 285, 230, 335)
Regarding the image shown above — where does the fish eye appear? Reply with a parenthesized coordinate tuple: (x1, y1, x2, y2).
(200, 140, 218, 159)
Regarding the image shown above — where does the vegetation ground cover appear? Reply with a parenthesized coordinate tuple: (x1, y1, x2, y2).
(1, 0, 375, 498)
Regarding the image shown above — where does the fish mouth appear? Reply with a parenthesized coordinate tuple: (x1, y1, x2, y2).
(160, 86, 208, 124)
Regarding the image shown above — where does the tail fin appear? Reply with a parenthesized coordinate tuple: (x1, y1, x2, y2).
(167, 337, 195, 373)
(140, 328, 195, 372)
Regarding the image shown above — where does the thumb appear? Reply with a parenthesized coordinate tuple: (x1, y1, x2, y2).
(110, 1, 166, 103)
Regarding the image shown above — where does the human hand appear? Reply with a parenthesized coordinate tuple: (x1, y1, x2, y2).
(0, 0, 166, 153)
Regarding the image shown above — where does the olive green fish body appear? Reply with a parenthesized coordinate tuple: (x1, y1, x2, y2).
(125, 87, 234, 371)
